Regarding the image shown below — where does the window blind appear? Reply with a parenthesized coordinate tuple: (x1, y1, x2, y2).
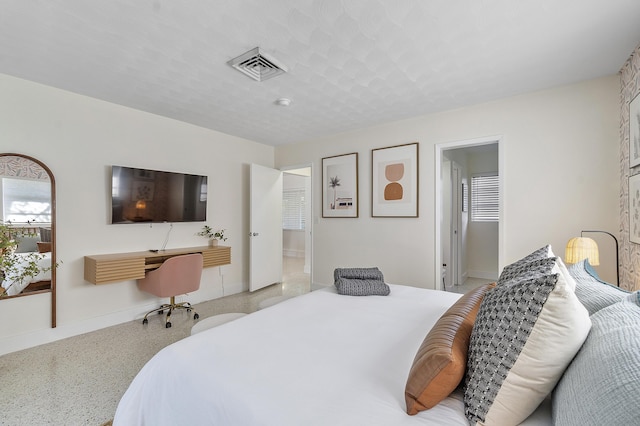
(471, 174, 499, 222)
(282, 188, 305, 230)
(2, 178, 51, 223)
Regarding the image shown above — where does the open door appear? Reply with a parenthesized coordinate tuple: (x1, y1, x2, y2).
(250, 164, 283, 291)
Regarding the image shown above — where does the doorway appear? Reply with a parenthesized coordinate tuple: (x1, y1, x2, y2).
(435, 137, 502, 292)
(282, 166, 312, 295)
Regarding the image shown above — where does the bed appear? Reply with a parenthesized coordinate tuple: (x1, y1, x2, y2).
(1, 251, 52, 296)
(114, 283, 554, 425)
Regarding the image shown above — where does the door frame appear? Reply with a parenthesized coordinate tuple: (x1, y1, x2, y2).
(280, 163, 314, 286)
(434, 135, 504, 291)
(451, 161, 462, 286)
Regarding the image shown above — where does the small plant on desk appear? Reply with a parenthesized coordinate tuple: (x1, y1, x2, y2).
(197, 226, 227, 246)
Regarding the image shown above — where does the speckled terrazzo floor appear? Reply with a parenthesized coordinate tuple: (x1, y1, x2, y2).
(0, 257, 310, 426)
(446, 277, 495, 294)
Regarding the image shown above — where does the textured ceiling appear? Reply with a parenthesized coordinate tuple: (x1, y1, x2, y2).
(1, 1, 640, 146)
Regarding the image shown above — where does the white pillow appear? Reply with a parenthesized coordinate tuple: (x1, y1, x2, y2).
(465, 253, 590, 425)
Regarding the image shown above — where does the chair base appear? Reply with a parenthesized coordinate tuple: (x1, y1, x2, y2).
(142, 296, 199, 328)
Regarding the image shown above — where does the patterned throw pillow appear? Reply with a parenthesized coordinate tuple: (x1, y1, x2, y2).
(464, 254, 591, 425)
(497, 245, 552, 279)
(497, 256, 557, 284)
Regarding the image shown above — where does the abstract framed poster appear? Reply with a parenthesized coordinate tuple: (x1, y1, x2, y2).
(630, 173, 640, 244)
(630, 93, 640, 168)
(322, 152, 358, 218)
(371, 142, 419, 217)
(131, 181, 154, 201)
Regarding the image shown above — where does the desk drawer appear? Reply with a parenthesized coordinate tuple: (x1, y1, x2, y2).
(202, 246, 231, 268)
(84, 257, 145, 284)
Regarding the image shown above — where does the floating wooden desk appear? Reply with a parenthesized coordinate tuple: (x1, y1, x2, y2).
(84, 245, 231, 285)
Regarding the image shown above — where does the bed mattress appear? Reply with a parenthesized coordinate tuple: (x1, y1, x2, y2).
(114, 284, 551, 425)
(1, 252, 51, 296)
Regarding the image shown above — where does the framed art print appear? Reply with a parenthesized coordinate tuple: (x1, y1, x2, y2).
(322, 152, 358, 218)
(630, 173, 640, 244)
(371, 142, 419, 217)
(630, 93, 640, 168)
(131, 181, 154, 201)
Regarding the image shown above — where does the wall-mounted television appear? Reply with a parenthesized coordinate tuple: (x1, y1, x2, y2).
(110, 165, 207, 224)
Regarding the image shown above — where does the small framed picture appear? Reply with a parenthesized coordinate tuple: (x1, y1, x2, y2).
(371, 142, 419, 217)
(134, 168, 155, 180)
(322, 153, 358, 218)
(630, 93, 640, 168)
(630, 173, 640, 244)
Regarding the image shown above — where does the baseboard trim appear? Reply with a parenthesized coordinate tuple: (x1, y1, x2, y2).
(0, 301, 160, 356)
(468, 270, 499, 281)
(283, 249, 304, 258)
(1, 281, 247, 356)
(221, 281, 245, 296)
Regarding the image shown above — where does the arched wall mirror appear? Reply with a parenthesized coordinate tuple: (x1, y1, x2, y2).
(0, 153, 56, 328)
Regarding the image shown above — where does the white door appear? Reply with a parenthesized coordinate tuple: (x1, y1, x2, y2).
(250, 164, 283, 291)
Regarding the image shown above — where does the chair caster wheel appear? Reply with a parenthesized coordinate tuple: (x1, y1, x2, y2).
(165, 322, 172, 328)
(194, 313, 200, 320)
(158, 310, 163, 315)
(142, 318, 148, 325)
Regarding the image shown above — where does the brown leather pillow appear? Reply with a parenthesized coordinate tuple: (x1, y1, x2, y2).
(37, 242, 52, 253)
(405, 282, 496, 415)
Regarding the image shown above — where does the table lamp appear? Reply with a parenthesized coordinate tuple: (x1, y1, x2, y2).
(565, 230, 619, 286)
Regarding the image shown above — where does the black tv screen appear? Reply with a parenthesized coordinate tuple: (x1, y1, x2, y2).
(110, 166, 207, 224)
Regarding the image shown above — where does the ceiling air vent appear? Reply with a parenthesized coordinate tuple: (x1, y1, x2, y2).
(227, 47, 288, 82)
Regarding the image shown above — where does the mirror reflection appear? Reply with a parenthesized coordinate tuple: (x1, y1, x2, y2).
(0, 154, 55, 301)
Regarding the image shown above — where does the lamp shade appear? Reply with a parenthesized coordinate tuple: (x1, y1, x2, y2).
(565, 237, 600, 265)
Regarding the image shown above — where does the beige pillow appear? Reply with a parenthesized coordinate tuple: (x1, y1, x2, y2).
(405, 283, 496, 415)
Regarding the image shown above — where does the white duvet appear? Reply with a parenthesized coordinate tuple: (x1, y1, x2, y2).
(114, 284, 551, 425)
(1, 252, 51, 296)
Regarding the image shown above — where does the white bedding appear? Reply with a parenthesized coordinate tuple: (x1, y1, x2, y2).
(114, 284, 551, 425)
(1, 252, 51, 296)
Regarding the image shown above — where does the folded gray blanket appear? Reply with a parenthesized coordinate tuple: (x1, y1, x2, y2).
(335, 278, 390, 296)
(333, 267, 389, 296)
(334, 267, 384, 281)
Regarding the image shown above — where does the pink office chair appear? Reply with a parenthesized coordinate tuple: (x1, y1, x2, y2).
(138, 253, 203, 328)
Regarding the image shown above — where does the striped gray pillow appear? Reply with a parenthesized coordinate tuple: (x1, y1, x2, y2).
(552, 292, 640, 425)
(567, 259, 628, 315)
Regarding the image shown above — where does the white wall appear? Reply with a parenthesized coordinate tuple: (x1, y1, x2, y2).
(0, 74, 274, 354)
(0, 73, 620, 354)
(276, 75, 620, 288)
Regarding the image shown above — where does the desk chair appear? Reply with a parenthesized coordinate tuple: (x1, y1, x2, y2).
(138, 253, 203, 328)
